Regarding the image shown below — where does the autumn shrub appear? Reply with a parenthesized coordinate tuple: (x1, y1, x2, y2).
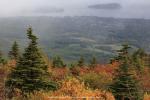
(14, 78, 114, 100)
(0, 61, 15, 99)
(140, 67, 150, 92)
(144, 93, 150, 100)
(0, 67, 6, 100)
(81, 72, 112, 90)
(79, 67, 90, 75)
(92, 65, 115, 76)
(48, 77, 115, 100)
(70, 66, 81, 76)
(51, 67, 70, 81)
(10, 90, 50, 100)
(27, 91, 50, 100)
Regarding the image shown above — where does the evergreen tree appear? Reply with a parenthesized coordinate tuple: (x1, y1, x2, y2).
(110, 44, 143, 100)
(0, 50, 6, 65)
(132, 48, 145, 71)
(77, 56, 85, 67)
(141, 51, 150, 68)
(89, 56, 97, 68)
(6, 27, 57, 97)
(8, 41, 20, 60)
(52, 56, 65, 68)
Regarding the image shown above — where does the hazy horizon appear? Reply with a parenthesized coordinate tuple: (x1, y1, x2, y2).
(0, 0, 149, 19)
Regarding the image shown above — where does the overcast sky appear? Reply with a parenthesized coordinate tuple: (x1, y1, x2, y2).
(0, 0, 150, 18)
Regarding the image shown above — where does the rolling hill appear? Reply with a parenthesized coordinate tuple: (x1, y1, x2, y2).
(0, 16, 150, 63)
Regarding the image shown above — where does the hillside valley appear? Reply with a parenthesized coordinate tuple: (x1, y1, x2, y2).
(0, 16, 150, 63)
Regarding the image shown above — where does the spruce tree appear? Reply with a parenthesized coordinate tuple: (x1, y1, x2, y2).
(132, 49, 145, 71)
(89, 56, 97, 68)
(6, 28, 57, 96)
(0, 51, 3, 64)
(110, 44, 143, 100)
(52, 56, 65, 68)
(77, 56, 85, 67)
(0, 50, 6, 65)
(8, 41, 20, 60)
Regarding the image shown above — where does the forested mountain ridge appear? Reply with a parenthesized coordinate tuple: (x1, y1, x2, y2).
(0, 16, 150, 63)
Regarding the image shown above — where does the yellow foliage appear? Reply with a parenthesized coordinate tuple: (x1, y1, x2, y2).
(48, 77, 115, 100)
(27, 91, 50, 100)
(28, 78, 114, 100)
(144, 93, 150, 100)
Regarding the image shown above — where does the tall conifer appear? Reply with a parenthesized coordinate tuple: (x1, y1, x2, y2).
(6, 27, 57, 96)
(52, 56, 65, 68)
(0, 51, 6, 65)
(77, 56, 85, 67)
(110, 44, 143, 100)
(8, 41, 20, 60)
(89, 56, 97, 68)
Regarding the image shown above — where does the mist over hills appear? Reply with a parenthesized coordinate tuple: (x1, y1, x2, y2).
(0, 16, 150, 63)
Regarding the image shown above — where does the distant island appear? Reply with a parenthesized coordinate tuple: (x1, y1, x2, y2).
(88, 3, 122, 10)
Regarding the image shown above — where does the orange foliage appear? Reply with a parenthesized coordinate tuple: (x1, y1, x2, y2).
(51, 67, 69, 81)
(79, 67, 90, 75)
(140, 67, 150, 92)
(80, 62, 119, 76)
(0, 68, 6, 100)
(144, 93, 150, 100)
(71, 62, 119, 77)
(7, 60, 16, 67)
(91, 64, 117, 76)
(48, 78, 115, 100)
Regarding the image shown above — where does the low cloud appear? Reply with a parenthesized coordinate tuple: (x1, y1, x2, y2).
(0, 0, 149, 18)
(33, 7, 64, 14)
